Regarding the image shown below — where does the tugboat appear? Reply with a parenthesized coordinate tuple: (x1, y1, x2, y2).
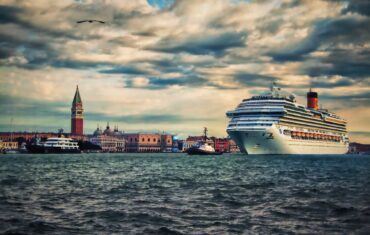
(187, 127, 223, 155)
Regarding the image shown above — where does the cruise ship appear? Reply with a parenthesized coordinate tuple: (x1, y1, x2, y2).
(226, 85, 349, 154)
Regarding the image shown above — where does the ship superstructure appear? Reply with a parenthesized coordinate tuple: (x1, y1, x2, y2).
(226, 85, 349, 154)
(26, 137, 81, 154)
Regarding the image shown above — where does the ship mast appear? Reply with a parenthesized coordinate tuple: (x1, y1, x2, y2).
(203, 127, 208, 142)
(10, 117, 14, 142)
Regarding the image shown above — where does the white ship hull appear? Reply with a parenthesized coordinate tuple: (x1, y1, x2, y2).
(228, 126, 348, 155)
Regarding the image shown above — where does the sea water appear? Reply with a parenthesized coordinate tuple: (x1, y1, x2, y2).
(0, 153, 369, 234)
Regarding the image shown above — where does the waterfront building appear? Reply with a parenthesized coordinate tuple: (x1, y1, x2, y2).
(172, 135, 180, 152)
(211, 137, 230, 153)
(71, 86, 84, 136)
(0, 140, 18, 151)
(124, 133, 173, 152)
(89, 124, 125, 152)
(228, 139, 241, 153)
(349, 142, 370, 154)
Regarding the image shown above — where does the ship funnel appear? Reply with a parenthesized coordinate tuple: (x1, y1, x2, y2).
(307, 88, 318, 110)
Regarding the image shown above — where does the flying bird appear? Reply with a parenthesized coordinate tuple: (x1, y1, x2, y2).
(76, 20, 105, 24)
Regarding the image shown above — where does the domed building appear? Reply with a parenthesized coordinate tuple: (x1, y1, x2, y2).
(103, 123, 113, 136)
(93, 126, 103, 136)
(90, 123, 125, 152)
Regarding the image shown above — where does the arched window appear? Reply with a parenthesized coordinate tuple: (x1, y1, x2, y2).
(154, 138, 156, 142)
(142, 138, 145, 142)
(148, 138, 150, 142)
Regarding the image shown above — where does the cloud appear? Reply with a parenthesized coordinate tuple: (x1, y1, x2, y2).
(125, 75, 209, 89)
(85, 112, 215, 124)
(149, 31, 247, 56)
(269, 17, 369, 61)
(234, 72, 278, 87)
(342, 0, 370, 16)
(0, 5, 23, 24)
(99, 65, 149, 75)
(305, 48, 370, 78)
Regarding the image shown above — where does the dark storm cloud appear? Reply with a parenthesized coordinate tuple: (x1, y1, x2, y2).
(0, 30, 58, 69)
(319, 91, 370, 107)
(0, 3, 103, 69)
(305, 49, 370, 78)
(309, 76, 356, 88)
(0, 4, 81, 40)
(51, 60, 106, 70)
(269, 17, 370, 62)
(234, 73, 278, 87)
(0, 47, 14, 59)
(99, 65, 148, 75)
(147, 59, 204, 77)
(149, 31, 247, 55)
(0, 5, 23, 24)
(125, 75, 209, 90)
(342, 0, 370, 16)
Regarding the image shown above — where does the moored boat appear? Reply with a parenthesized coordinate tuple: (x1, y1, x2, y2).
(26, 137, 81, 154)
(186, 128, 223, 155)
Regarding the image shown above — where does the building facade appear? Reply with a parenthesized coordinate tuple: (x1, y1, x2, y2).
(211, 137, 230, 153)
(89, 124, 125, 152)
(124, 133, 173, 152)
(228, 139, 241, 153)
(71, 86, 84, 136)
(0, 140, 18, 151)
(348, 142, 370, 154)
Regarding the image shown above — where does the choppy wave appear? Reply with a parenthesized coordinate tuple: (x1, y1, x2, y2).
(0, 153, 370, 234)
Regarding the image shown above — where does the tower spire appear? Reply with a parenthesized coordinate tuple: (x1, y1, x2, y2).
(72, 85, 82, 104)
(71, 85, 84, 135)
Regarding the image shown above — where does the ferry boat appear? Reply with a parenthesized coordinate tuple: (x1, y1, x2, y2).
(226, 84, 349, 154)
(26, 137, 81, 154)
(187, 128, 223, 155)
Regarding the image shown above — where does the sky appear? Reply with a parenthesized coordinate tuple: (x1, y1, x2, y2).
(0, 0, 369, 142)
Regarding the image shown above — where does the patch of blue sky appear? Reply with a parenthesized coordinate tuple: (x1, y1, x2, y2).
(147, 0, 175, 9)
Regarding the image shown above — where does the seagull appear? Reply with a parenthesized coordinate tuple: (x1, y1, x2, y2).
(76, 20, 105, 24)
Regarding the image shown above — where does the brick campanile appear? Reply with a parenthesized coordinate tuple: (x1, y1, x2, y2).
(71, 85, 84, 135)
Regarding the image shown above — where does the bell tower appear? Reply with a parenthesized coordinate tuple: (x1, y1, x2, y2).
(71, 85, 84, 135)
